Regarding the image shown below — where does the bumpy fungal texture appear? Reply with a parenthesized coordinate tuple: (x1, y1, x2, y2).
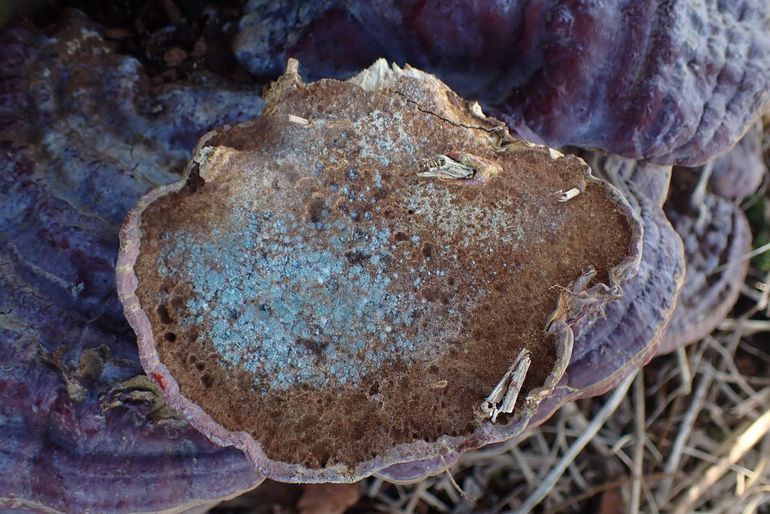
(0, 16, 263, 512)
(531, 154, 686, 424)
(709, 123, 766, 199)
(120, 61, 639, 480)
(657, 169, 752, 355)
(374, 453, 460, 484)
(235, 0, 770, 166)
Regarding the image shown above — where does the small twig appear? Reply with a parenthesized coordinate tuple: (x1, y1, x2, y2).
(743, 432, 770, 492)
(439, 454, 475, 502)
(417, 154, 475, 180)
(692, 161, 714, 230)
(287, 114, 311, 126)
(556, 187, 580, 202)
(417, 490, 448, 513)
(737, 494, 768, 514)
(563, 402, 614, 457)
(719, 318, 770, 335)
(676, 346, 692, 395)
(677, 446, 754, 476)
(541, 472, 681, 514)
(711, 241, 770, 275)
(403, 480, 428, 514)
(481, 349, 531, 423)
(758, 271, 770, 312)
(732, 387, 770, 418)
(704, 336, 759, 399)
(509, 446, 537, 486)
(656, 367, 714, 503)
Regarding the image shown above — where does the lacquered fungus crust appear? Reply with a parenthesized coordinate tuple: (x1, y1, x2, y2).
(235, 0, 770, 166)
(119, 62, 640, 480)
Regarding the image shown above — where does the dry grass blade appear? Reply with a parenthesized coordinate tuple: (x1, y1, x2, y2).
(655, 367, 713, 503)
(630, 372, 646, 514)
(671, 410, 770, 514)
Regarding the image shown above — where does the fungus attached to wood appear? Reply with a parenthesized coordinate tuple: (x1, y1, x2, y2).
(118, 60, 641, 481)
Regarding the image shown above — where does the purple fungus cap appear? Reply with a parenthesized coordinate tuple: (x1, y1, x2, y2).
(658, 161, 755, 355)
(117, 60, 643, 482)
(707, 123, 766, 200)
(235, 0, 770, 166)
(0, 15, 265, 512)
(528, 154, 687, 425)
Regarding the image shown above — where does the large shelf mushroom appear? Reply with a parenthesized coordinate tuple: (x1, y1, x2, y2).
(0, 15, 263, 513)
(235, 0, 770, 166)
(117, 59, 641, 481)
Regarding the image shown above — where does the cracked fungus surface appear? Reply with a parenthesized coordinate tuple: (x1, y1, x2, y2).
(133, 77, 634, 468)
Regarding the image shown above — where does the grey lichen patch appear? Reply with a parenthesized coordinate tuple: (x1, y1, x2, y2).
(404, 181, 563, 250)
(156, 205, 470, 391)
(353, 109, 416, 164)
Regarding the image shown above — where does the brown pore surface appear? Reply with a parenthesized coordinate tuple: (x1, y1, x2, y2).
(133, 73, 634, 469)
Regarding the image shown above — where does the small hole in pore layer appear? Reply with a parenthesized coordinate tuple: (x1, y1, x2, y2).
(195, 362, 206, 372)
(164, 332, 177, 342)
(306, 195, 327, 223)
(201, 373, 213, 388)
(156, 304, 173, 324)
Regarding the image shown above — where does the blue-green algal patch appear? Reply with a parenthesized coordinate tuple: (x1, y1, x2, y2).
(158, 208, 426, 392)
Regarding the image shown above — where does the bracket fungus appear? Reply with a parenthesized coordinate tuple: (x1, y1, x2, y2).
(236, 0, 770, 166)
(1, 3, 768, 508)
(0, 16, 263, 512)
(117, 60, 642, 481)
(653, 122, 767, 355)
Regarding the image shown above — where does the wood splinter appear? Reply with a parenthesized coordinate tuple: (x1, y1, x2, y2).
(288, 114, 311, 126)
(481, 349, 532, 423)
(557, 187, 581, 202)
(417, 154, 476, 180)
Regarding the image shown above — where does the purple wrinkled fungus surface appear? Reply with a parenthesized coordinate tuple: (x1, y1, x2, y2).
(658, 168, 753, 355)
(0, 14, 264, 512)
(1, 0, 764, 498)
(529, 154, 686, 425)
(236, 0, 770, 166)
(709, 122, 766, 199)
